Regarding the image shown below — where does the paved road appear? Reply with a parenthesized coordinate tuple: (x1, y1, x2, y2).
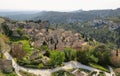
(3, 51, 116, 76)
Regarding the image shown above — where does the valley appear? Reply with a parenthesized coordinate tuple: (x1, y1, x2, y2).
(0, 8, 120, 76)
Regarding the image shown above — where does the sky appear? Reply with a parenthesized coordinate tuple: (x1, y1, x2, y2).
(0, 0, 120, 11)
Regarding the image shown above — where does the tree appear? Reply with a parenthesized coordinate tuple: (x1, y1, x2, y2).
(50, 50, 65, 66)
(64, 47, 76, 62)
(41, 41, 48, 51)
(76, 50, 87, 64)
(16, 28, 23, 36)
(1, 22, 13, 37)
(76, 46, 98, 64)
(10, 43, 26, 59)
(93, 45, 111, 65)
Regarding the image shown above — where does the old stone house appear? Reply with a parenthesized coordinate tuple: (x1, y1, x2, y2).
(0, 59, 13, 73)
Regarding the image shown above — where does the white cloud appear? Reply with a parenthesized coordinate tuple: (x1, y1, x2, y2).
(0, 0, 120, 11)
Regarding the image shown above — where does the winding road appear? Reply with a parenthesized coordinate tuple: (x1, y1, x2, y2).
(3, 51, 116, 76)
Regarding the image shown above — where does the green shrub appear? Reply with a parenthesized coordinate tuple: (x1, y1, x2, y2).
(19, 70, 38, 76)
(89, 63, 109, 72)
(38, 63, 44, 68)
(52, 70, 75, 76)
(50, 50, 65, 66)
(0, 33, 10, 43)
(2, 72, 17, 76)
(90, 71, 97, 76)
(64, 47, 76, 62)
(98, 71, 106, 76)
(14, 40, 32, 53)
(16, 28, 23, 36)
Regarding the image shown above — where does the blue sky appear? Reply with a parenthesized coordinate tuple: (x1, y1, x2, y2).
(0, 0, 120, 11)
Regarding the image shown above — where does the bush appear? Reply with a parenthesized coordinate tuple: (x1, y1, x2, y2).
(1, 23, 13, 37)
(98, 71, 106, 76)
(93, 45, 111, 65)
(50, 50, 65, 66)
(38, 63, 44, 68)
(17, 59, 30, 66)
(19, 70, 38, 76)
(89, 63, 109, 72)
(24, 65, 38, 69)
(90, 71, 97, 76)
(76, 50, 98, 64)
(1, 72, 17, 76)
(19, 40, 31, 51)
(52, 70, 75, 76)
(16, 28, 23, 36)
(14, 40, 32, 53)
(0, 33, 10, 43)
(79, 68, 91, 73)
(64, 47, 76, 62)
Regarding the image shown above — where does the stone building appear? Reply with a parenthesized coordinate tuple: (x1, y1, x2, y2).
(0, 59, 13, 73)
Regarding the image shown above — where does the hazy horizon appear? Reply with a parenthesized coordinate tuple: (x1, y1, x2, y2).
(0, 0, 120, 12)
(0, 8, 120, 12)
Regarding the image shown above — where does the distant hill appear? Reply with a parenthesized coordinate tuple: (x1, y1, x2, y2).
(0, 8, 120, 23)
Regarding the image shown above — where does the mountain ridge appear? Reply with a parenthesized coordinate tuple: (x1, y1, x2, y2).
(0, 8, 120, 23)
